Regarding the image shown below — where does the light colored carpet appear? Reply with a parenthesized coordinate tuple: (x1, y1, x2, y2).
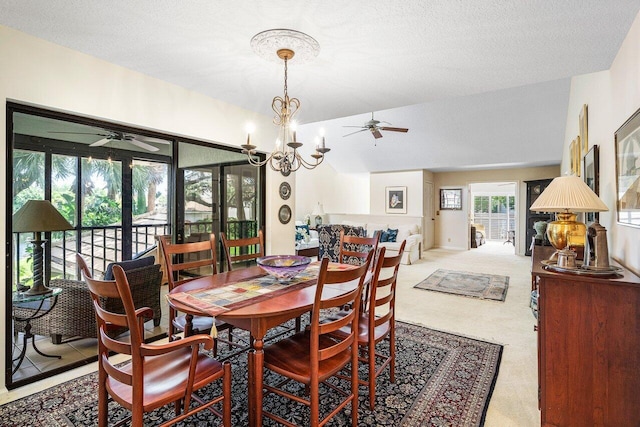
(395, 241, 539, 427)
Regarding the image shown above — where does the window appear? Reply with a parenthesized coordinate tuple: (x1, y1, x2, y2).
(473, 194, 516, 240)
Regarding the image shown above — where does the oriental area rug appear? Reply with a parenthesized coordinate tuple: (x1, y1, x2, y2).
(0, 321, 502, 427)
(414, 269, 510, 302)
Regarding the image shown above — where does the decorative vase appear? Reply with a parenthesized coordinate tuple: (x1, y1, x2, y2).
(533, 221, 547, 240)
(546, 212, 585, 251)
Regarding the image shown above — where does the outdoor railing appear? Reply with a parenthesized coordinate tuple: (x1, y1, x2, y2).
(13, 223, 170, 284)
(14, 220, 258, 285)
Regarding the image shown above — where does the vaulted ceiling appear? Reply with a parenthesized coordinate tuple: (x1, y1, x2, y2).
(3, 1, 640, 173)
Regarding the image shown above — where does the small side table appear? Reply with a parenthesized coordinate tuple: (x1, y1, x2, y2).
(296, 246, 319, 258)
(12, 287, 63, 375)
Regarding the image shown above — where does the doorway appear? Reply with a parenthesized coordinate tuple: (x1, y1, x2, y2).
(469, 182, 517, 252)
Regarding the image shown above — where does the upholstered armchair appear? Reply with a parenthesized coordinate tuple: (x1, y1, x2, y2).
(317, 224, 366, 262)
(13, 261, 162, 344)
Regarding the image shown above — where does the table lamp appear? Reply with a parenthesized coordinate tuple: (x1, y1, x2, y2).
(13, 200, 74, 295)
(529, 175, 608, 261)
(312, 203, 324, 226)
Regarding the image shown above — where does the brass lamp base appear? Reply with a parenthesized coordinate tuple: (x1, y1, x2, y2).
(546, 212, 586, 252)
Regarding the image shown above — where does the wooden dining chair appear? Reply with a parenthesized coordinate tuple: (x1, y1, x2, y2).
(338, 229, 380, 267)
(159, 234, 236, 356)
(262, 253, 373, 427)
(220, 229, 264, 271)
(77, 254, 232, 427)
(336, 240, 406, 409)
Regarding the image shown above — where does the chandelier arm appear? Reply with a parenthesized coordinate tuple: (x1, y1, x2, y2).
(294, 151, 324, 170)
(244, 152, 273, 167)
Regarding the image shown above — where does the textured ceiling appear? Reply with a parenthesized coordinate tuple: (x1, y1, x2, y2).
(2, 1, 640, 173)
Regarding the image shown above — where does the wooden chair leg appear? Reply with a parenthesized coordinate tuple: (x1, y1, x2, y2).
(227, 326, 234, 350)
(310, 381, 320, 427)
(369, 346, 376, 410)
(351, 351, 359, 427)
(98, 375, 108, 427)
(390, 330, 396, 382)
(223, 362, 232, 427)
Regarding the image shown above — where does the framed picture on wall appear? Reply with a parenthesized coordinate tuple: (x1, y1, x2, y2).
(385, 186, 407, 214)
(583, 145, 599, 223)
(615, 107, 640, 227)
(440, 188, 462, 210)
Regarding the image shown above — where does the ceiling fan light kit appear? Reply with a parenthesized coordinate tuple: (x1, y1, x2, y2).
(241, 29, 329, 176)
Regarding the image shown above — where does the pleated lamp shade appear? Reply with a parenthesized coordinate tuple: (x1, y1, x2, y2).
(530, 175, 609, 213)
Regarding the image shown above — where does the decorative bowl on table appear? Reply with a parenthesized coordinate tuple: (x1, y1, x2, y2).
(257, 255, 311, 281)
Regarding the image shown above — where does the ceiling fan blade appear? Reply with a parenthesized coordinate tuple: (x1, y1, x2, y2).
(49, 131, 110, 136)
(90, 138, 111, 147)
(129, 138, 160, 152)
(136, 135, 171, 144)
(343, 129, 368, 137)
(372, 129, 383, 139)
(380, 127, 409, 133)
(343, 125, 366, 128)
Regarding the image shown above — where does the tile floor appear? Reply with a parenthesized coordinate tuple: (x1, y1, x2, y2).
(3, 241, 539, 426)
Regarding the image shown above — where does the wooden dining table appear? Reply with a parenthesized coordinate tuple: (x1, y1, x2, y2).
(167, 264, 358, 427)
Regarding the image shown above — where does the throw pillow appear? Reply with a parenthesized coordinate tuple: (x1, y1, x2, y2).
(295, 225, 310, 242)
(104, 256, 155, 280)
(386, 228, 399, 243)
(375, 230, 387, 242)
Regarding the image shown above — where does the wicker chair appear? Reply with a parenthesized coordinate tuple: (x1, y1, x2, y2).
(13, 264, 163, 344)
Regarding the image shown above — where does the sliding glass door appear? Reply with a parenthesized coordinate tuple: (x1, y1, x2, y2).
(176, 141, 264, 271)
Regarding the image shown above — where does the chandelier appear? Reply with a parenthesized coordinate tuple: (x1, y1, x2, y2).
(242, 29, 330, 176)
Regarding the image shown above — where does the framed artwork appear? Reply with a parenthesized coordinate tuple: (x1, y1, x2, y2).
(580, 104, 588, 153)
(615, 107, 640, 227)
(583, 145, 599, 223)
(440, 188, 462, 210)
(385, 186, 407, 214)
(570, 136, 581, 176)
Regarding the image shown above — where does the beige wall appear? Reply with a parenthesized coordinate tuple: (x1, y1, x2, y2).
(433, 166, 561, 253)
(562, 10, 640, 275)
(0, 25, 279, 391)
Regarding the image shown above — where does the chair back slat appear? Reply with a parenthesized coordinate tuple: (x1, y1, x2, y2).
(367, 240, 405, 336)
(311, 254, 372, 363)
(220, 230, 264, 271)
(160, 234, 218, 289)
(338, 230, 380, 267)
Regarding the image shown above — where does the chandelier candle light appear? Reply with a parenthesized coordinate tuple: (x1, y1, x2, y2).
(242, 29, 330, 176)
(529, 175, 609, 267)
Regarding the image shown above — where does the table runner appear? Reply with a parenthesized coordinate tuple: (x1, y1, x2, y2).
(168, 262, 354, 317)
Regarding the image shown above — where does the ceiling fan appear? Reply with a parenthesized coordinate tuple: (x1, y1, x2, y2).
(48, 130, 169, 152)
(343, 112, 409, 139)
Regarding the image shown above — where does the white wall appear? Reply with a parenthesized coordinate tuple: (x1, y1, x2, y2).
(562, 9, 640, 275)
(294, 162, 370, 220)
(0, 25, 279, 391)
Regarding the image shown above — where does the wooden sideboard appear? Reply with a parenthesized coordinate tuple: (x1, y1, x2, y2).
(532, 246, 640, 426)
